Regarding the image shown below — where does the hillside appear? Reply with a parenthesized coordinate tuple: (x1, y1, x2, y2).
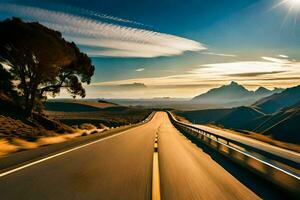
(176, 108, 232, 124)
(0, 94, 74, 141)
(192, 81, 281, 107)
(45, 100, 152, 127)
(260, 102, 300, 143)
(176, 100, 300, 144)
(177, 106, 265, 130)
(253, 85, 300, 114)
(216, 106, 265, 130)
(45, 99, 118, 112)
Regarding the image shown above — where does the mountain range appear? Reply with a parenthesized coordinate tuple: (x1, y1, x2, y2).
(253, 85, 300, 114)
(192, 81, 283, 107)
(178, 84, 300, 144)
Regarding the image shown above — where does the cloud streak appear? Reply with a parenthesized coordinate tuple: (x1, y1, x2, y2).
(65, 5, 148, 27)
(278, 54, 289, 58)
(0, 3, 206, 58)
(226, 71, 286, 77)
(261, 56, 291, 64)
(201, 52, 236, 57)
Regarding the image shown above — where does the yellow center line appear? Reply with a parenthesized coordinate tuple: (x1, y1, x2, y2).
(152, 133, 161, 200)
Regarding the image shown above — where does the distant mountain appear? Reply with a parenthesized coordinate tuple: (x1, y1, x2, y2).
(254, 87, 271, 96)
(193, 81, 249, 102)
(254, 87, 283, 96)
(192, 81, 281, 107)
(180, 84, 300, 144)
(253, 85, 300, 114)
(118, 82, 147, 89)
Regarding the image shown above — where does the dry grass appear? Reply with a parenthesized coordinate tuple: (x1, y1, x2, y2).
(0, 127, 109, 158)
(79, 123, 97, 130)
(12, 138, 38, 150)
(0, 139, 18, 157)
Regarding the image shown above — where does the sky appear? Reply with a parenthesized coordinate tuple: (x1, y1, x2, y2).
(0, 0, 299, 98)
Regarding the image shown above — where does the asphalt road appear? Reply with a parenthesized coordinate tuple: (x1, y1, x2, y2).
(0, 112, 292, 200)
(0, 113, 161, 200)
(158, 113, 260, 200)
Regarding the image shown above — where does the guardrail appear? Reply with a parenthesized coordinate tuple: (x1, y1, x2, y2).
(167, 111, 300, 196)
(142, 111, 155, 123)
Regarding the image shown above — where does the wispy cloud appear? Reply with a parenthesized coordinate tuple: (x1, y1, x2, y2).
(135, 68, 145, 72)
(201, 52, 236, 57)
(226, 71, 286, 77)
(0, 3, 206, 58)
(261, 56, 291, 64)
(65, 5, 148, 27)
(278, 54, 289, 58)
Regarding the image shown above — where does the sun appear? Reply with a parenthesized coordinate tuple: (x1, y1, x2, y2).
(282, 0, 300, 10)
(274, 0, 300, 10)
(271, 0, 300, 27)
(287, 0, 300, 7)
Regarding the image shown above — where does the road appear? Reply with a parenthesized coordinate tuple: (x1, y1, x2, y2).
(0, 112, 289, 199)
(157, 113, 259, 200)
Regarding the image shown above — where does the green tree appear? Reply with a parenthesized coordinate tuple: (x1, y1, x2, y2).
(0, 18, 94, 116)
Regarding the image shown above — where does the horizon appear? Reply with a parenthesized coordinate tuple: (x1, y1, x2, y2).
(49, 80, 290, 100)
(1, 0, 300, 98)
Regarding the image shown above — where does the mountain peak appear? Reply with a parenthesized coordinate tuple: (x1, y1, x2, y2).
(230, 81, 239, 86)
(255, 86, 270, 93)
(192, 81, 251, 103)
(226, 81, 246, 91)
(255, 86, 271, 96)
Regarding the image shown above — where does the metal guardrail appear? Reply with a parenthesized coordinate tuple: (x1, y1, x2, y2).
(167, 111, 300, 196)
(142, 111, 155, 123)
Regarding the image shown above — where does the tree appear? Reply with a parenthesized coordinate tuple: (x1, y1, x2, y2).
(0, 64, 15, 95)
(0, 18, 94, 116)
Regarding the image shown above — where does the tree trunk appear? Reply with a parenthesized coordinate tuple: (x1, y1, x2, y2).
(24, 90, 31, 117)
(25, 83, 38, 117)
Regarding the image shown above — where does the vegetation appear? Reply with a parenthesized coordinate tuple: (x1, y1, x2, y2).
(0, 18, 94, 116)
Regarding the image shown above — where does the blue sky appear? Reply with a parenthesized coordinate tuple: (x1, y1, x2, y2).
(0, 0, 299, 98)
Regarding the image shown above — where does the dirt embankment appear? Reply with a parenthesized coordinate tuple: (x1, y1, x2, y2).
(0, 114, 112, 157)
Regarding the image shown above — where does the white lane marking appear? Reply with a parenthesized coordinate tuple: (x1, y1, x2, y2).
(0, 122, 149, 178)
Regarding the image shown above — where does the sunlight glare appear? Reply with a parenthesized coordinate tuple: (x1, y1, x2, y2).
(287, 0, 300, 7)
